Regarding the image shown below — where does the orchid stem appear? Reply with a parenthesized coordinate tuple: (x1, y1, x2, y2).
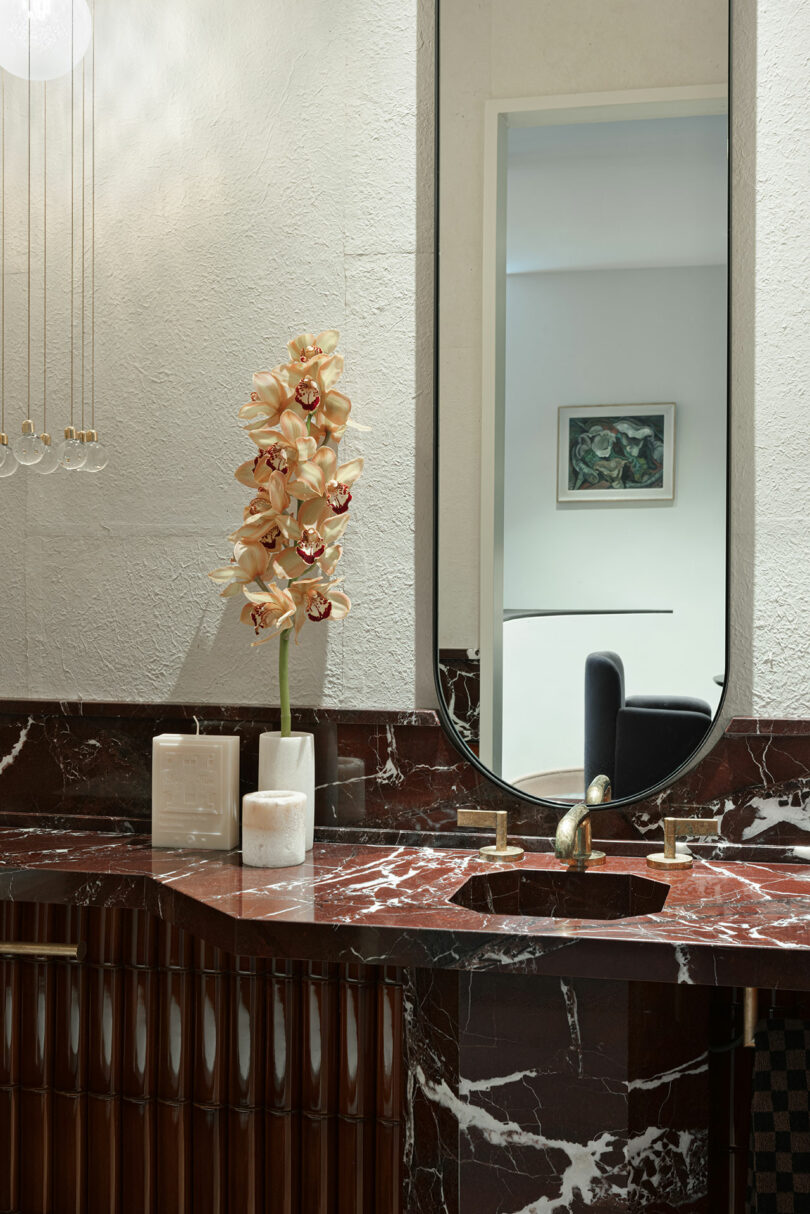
(279, 628, 292, 738)
(254, 575, 292, 735)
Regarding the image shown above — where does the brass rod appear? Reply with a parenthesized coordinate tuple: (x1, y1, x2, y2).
(743, 986, 758, 1048)
(0, 941, 82, 960)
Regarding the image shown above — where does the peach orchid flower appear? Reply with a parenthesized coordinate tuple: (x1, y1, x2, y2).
(208, 540, 271, 598)
(261, 577, 351, 640)
(286, 330, 340, 365)
(240, 583, 297, 645)
(278, 353, 361, 442)
(234, 411, 318, 488)
(289, 578, 351, 637)
(291, 450, 363, 519)
(210, 328, 361, 710)
(272, 507, 350, 580)
(237, 370, 294, 433)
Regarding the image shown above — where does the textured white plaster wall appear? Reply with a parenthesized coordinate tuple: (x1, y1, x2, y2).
(0, 0, 435, 709)
(2, 0, 808, 720)
(750, 0, 810, 715)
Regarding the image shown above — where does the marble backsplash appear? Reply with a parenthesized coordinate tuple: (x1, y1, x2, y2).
(0, 700, 808, 856)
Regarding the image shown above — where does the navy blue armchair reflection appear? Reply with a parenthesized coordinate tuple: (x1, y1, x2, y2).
(584, 651, 713, 800)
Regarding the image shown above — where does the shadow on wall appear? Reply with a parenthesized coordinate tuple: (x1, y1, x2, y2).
(169, 591, 331, 708)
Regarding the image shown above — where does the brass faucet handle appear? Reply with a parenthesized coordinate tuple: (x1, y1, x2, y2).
(456, 809, 524, 862)
(646, 816, 721, 870)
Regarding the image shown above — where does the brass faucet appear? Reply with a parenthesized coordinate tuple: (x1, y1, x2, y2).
(646, 815, 720, 870)
(456, 808, 524, 861)
(554, 774, 611, 869)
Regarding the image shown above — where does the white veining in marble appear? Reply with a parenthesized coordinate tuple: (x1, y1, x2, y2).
(559, 978, 584, 1078)
(741, 792, 810, 840)
(626, 1051, 709, 1092)
(0, 717, 33, 777)
(459, 1067, 541, 1096)
(673, 944, 694, 984)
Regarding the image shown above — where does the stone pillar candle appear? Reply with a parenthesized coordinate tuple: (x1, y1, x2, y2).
(152, 733, 240, 849)
(258, 732, 315, 850)
(242, 790, 307, 868)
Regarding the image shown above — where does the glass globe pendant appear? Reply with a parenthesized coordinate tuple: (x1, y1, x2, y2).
(57, 425, 87, 470)
(12, 419, 45, 465)
(0, 434, 18, 478)
(82, 427, 108, 472)
(0, 0, 92, 82)
(30, 432, 59, 474)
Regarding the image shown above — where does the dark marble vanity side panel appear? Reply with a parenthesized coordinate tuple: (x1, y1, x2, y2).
(1, 702, 810, 855)
(402, 968, 460, 1213)
(458, 976, 711, 1214)
(401, 971, 777, 1214)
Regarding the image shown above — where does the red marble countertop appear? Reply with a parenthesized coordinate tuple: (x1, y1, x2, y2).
(1, 829, 809, 989)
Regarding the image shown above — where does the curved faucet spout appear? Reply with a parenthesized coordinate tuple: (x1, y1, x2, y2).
(554, 775, 611, 869)
(554, 802, 592, 862)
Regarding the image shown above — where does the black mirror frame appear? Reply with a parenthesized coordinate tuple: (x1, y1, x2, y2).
(431, 0, 733, 811)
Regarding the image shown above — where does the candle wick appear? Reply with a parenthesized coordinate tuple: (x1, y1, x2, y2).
(193, 716, 201, 736)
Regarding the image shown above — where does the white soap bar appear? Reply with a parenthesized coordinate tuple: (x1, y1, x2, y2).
(151, 734, 240, 850)
(242, 790, 307, 869)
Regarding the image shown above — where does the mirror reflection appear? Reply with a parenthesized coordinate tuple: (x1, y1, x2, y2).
(437, 0, 729, 804)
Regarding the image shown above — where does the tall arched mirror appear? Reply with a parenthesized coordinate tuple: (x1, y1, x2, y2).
(435, 0, 730, 807)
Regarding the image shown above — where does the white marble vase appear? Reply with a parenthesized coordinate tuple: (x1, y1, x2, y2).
(258, 731, 315, 850)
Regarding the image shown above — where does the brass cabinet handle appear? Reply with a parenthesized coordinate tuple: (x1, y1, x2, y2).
(743, 987, 758, 1048)
(0, 941, 83, 960)
(646, 816, 720, 870)
(456, 809, 524, 862)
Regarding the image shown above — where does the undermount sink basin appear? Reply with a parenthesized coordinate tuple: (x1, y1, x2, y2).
(449, 867, 669, 921)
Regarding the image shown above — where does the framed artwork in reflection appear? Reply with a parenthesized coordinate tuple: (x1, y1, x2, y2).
(557, 402, 676, 503)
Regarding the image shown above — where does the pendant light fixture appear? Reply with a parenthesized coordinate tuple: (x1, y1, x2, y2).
(31, 79, 57, 474)
(0, 0, 92, 82)
(0, 0, 107, 479)
(12, 14, 45, 466)
(0, 72, 15, 478)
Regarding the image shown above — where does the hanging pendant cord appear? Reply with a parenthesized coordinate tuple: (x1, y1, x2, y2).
(43, 83, 47, 435)
(80, 60, 86, 437)
(70, 0, 75, 428)
(91, 3, 95, 431)
(27, 9, 32, 424)
(80, 58, 85, 434)
(1, 72, 5, 437)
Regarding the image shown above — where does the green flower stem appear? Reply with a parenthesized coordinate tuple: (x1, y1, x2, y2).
(278, 627, 292, 738)
(254, 575, 292, 736)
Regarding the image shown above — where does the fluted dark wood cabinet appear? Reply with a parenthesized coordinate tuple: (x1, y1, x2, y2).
(0, 904, 404, 1214)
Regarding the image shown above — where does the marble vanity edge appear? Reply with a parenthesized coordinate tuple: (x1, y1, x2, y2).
(0, 833, 809, 991)
(0, 697, 439, 726)
(725, 717, 810, 736)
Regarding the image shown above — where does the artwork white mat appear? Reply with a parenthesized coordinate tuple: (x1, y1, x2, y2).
(557, 402, 676, 502)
